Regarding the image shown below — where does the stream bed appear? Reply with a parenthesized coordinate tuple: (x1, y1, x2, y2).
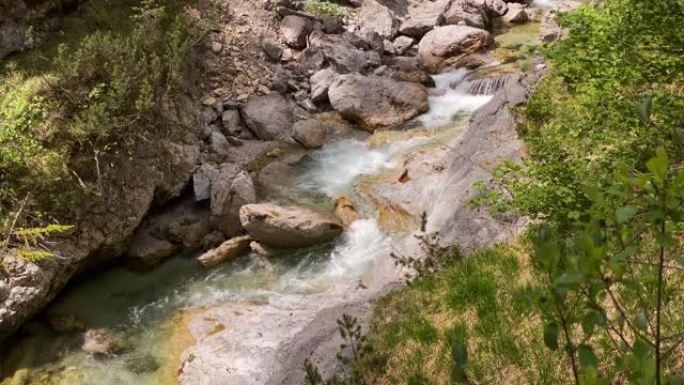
(0, 19, 547, 384)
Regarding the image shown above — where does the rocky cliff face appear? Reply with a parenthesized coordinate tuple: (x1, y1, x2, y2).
(0, 0, 82, 59)
(0, 0, 562, 367)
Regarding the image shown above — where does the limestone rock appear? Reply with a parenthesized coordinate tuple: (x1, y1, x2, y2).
(357, 1, 398, 40)
(209, 131, 231, 156)
(417, 25, 492, 73)
(221, 109, 243, 136)
(211, 167, 257, 237)
(292, 119, 327, 148)
(280, 15, 312, 49)
(502, 2, 528, 24)
(334, 196, 359, 226)
(484, 0, 508, 16)
(443, 0, 489, 28)
(262, 40, 283, 61)
(308, 30, 381, 74)
(193, 164, 219, 202)
(241, 94, 294, 140)
(124, 231, 179, 266)
(310, 68, 338, 103)
(328, 74, 428, 130)
(198, 235, 252, 268)
(239, 203, 343, 248)
(392, 36, 415, 55)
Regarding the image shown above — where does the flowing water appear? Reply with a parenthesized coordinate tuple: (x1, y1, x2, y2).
(1, 68, 501, 385)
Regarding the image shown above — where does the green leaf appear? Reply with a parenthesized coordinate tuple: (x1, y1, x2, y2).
(635, 96, 652, 125)
(646, 147, 669, 185)
(668, 375, 684, 385)
(578, 345, 599, 369)
(544, 322, 559, 351)
(634, 312, 649, 331)
(616, 205, 638, 224)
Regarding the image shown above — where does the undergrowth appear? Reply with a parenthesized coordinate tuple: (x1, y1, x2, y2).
(0, 0, 209, 257)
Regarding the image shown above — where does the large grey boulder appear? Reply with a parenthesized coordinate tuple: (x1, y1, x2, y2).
(328, 74, 428, 130)
(392, 36, 415, 55)
(310, 68, 338, 103)
(356, 0, 398, 40)
(502, 2, 529, 24)
(308, 30, 381, 74)
(417, 25, 492, 73)
(241, 94, 294, 140)
(483, 0, 508, 16)
(292, 119, 327, 148)
(124, 231, 179, 266)
(280, 15, 312, 49)
(443, 0, 489, 28)
(239, 203, 343, 248)
(193, 163, 219, 202)
(398, 0, 451, 38)
(211, 166, 257, 236)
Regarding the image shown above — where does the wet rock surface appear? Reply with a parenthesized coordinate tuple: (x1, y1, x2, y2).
(197, 235, 253, 268)
(418, 25, 493, 73)
(239, 203, 343, 248)
(328, 74, 429, 130)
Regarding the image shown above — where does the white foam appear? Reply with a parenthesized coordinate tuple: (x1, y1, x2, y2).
(418, 69, 493, 128)
(323, 219, 389, 278)
(299, 139, 394, 196)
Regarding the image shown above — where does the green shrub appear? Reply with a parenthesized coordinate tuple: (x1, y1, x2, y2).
(303, 0, 346, 18)
(0, 0, 204, 252)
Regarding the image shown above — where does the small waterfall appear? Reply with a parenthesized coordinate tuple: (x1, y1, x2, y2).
(467, 74, 514, 95)
(418, 68, 493, 128)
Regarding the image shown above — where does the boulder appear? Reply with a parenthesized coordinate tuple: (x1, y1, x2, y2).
(443, 1, 489, 28)
(392, 36, 415, 55)
(209, 131, 231, 156)
(263, 40, 283, 61)
(292, 119, 327, 148)
(192, 164, 219, 202)
(310, 68, 338, 103)
(342, 31, 370, 50)
(381, 56, 435, 87)
(334, 196, 359, 226)
(211, 167, 257, 237)
(502, 2, 529, 24)
(82, 329, 123, 356)
(399, 0, 452, 38)
(308, 30, 381, 74)
(239, 203, 343, 248)
(280, 15, 312, 49)
(221, 109, 243, 136)
(484, 0, 508, 16)
(198, 235, 252, 268)
(298, 47, 326, 74)
(417, 25, 492, 73)
(356, 1, 398, 40)
(328, 74, 428, 130)
(125, 231, 179, 266)
(241, 94, 294, 140)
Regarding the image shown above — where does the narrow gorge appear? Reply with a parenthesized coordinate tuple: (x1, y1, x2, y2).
(5, 0, 669, 383)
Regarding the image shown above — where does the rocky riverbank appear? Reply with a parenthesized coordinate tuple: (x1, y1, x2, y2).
(0, 0, 577, 382)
